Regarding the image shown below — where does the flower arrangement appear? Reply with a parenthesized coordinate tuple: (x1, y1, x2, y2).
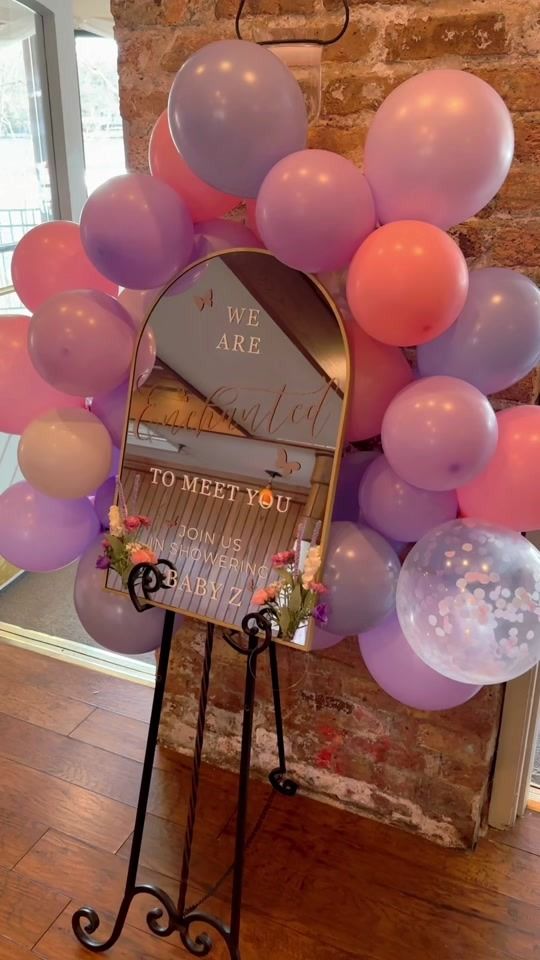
(96, 505, 156, 586)
(252, 524, 328, 641)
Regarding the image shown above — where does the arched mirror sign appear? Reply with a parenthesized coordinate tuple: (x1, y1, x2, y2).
(109, 250, 350, 650)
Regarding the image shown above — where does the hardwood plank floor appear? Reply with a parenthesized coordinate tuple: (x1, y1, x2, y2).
(0, 639, 538, 959)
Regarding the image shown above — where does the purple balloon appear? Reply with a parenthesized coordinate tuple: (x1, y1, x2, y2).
(312, 626, 343, 652)
(321, 521, 400, 637)
(333, 449, 378, 522)
(257, 150, 376, 273)
(359, 614, 480, 711)
(360, 455, 458, 543)
(74, 537, 173, 653)
(29, 290, 134, 397)
(417, 268, 540, 395)
(364, 69, 514, 230)
(195, 218, 263, 255)
(94, 475, 116, 528)
(92, 380, 129, 448)
(381, 376, 498, 492)
(80, 173, 194, 289)
(168, 39, 308, 198)
(0, 482, 99, 571)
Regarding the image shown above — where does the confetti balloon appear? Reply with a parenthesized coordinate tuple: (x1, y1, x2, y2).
(396, 518, 540, 685)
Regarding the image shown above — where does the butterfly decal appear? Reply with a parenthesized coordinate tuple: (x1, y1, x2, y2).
(194, 290, 214, 311)
(275, 448, 301, 477)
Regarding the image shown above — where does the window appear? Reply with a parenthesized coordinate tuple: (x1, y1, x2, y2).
(75, 33, 126, 194)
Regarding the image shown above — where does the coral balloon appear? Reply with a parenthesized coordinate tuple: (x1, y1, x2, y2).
(0, 482, 99, 572)
(74, 537, 170, 653)
(360, 455, 458, 543)
(417, 268, 540, 395)
(321, 521, 400, 636)
(80, 173, 194, 289)
(29, 290, 134, 396)
(0, 315, 83, 435)
(346, 321, 413, 441)
(346, 221, 469, 347)
(360, 614, 480, 710)
(11, 220, 117, 312)
(256, 150, 376, 273)
(19, 408, 112, 499)
(92, 381, 129, 448)
(458, 405, 540, 531)
(168, 39, 308, 198)
(382, 376, 498, 491)
(149, 111, 239, 222)
(397, 518, 540, 685)
(364, 69, 514, 230)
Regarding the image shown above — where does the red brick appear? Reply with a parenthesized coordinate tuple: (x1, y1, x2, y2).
(494, 164, 540, 216)
(308, 122, 368, 165)
(473, 62, 540, 112)
(323, 21, 378, 62)
(322, 69, 407, 116)
(215, 0, 314, 15)
(385, 13, 507, 62)
(514, 114, 540, 163)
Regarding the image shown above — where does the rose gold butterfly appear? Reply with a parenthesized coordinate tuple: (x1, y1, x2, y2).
(194, 290, 214, 311)
(275, 448, 301, 476)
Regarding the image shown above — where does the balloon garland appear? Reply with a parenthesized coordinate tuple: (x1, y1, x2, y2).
(2, 37, 540, 709)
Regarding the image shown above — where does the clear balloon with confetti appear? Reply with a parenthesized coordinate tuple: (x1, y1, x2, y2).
(396, 518, 540, 685)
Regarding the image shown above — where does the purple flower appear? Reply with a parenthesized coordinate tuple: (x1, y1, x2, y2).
(313, 603, 329, 625)
(96, 554, 111, 570)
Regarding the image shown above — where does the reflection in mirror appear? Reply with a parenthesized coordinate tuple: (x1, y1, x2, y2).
(108, 250, 349, 650)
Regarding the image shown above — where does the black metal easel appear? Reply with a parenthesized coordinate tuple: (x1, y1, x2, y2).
(72, 560, 297, 959)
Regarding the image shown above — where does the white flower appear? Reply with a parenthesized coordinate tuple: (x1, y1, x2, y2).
(109, 505, 124, 538)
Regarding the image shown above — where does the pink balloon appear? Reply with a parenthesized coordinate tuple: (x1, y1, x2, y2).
(149, 111, 239, 222)
(360, 614, 480, 711)
(29, 290, 134, 397)
(346, 320, 413, 442)
(118, 287, 160, 328)
(257, 149, 376, 273)
(245, 199, 262, 241)
(364, 69, 514, 230)
(0, 315, 83, 435)
(382, 376, 498, 492)
(11, 221, 117, 312)
(134, 325, 156, 387)
(458, 406, 540, 531)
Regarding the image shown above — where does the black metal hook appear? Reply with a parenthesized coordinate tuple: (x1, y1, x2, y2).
(235, 0, 350, 47)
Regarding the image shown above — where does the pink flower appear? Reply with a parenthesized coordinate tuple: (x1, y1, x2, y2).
(272, 550, 295, 568)
(310, 582, 328, 595)
(252, 588, 269, 605)
(138, 515, 151, 527)
(131, 546, 158, 565)
(124, 515, 152, 531)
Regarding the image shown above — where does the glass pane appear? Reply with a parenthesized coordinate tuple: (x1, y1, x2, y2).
(75, 35, 126, 194)
(0, 0, 54, 313)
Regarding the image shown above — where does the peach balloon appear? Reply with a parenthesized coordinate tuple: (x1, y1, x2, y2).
(346, 220, 469, 347)
(149, 111, 239, 222)
(18, 408, 112, 500)
(345, 320, 413, 442)
(458, 405, 540, 531)
(11, 221, 117, 312)
(0, 315, 83, 435)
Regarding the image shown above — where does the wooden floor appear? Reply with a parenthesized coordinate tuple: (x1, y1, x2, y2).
(0, 643, 538, 960)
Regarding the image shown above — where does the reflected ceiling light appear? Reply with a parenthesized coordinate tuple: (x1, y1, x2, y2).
(235, 0, 350, 124)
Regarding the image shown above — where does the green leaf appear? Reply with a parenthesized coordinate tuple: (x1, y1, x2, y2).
(288, 583, 302, 614)
(279, 608, 291, 636)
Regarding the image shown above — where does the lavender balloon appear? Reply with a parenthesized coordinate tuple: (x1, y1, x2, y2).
(168, 40, 308, 198)
(333, 449, 378, 523)
(195, 218, 263, 256)
(322, 521, 400, 637)
(417, 268, 540, 395)
(364, 69, 514, 229)
(360, 455, 458, 543)
(74, 537, 172, 654)
(359, 614, 480, 710)
(29, 290, 134, 397)
(92, 380, 129, 448)
(257, 150, 376, 273)
(397, 518, 540, 685)
(80, 173, 194, 289)
(0, 482, 99, 571)
(381, 376, 498, 492)
(312, 626, 343, 652)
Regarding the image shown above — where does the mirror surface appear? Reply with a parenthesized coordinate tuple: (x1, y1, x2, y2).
(109, 250, 350, 648)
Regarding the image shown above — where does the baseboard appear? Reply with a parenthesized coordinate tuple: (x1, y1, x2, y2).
(0, 621, 156, 685)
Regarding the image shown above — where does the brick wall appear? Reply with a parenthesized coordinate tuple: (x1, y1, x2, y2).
(112, 0, 539, 847)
